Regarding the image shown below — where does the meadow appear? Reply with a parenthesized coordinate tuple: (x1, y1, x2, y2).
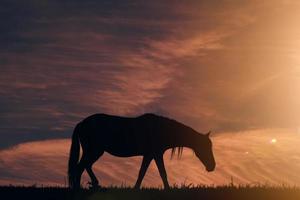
(1, 185, 300, 200)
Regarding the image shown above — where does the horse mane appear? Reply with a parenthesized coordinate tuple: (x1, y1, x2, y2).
(170, 147, 183, 159)
(139, 113, 197, 160)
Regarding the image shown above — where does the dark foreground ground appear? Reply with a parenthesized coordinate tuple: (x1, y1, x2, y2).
(1, 185, 300, 200)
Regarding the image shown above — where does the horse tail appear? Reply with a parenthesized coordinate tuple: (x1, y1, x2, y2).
(68, 122, 81, 188)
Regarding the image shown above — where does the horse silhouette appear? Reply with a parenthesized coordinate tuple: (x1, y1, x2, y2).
(68, 113, 216, 189)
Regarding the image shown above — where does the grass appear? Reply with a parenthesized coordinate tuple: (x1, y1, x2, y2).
(1, 185, 300, 200)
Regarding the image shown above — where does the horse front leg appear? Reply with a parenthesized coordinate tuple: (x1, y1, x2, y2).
(154, 153, 170, 189)
(134, 155, 152, 189)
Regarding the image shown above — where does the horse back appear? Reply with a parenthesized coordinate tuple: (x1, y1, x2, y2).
(78, 114, 166, 157)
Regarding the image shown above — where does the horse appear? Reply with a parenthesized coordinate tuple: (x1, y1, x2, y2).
(68, 113, 216, 189)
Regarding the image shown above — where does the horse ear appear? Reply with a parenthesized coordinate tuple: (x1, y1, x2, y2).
(205, 131, 211, 137)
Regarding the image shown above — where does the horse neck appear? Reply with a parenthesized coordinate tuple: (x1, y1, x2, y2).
(171, 126, 201, 149)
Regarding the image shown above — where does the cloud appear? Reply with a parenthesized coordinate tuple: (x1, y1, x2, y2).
(1, 0, 300, 148)
(1, 129, 300, 186)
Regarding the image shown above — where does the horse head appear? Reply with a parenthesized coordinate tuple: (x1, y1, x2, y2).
(194, 131, 216, 172)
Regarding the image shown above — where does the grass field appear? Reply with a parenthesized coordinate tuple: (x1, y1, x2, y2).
(1, 185, 300, 200)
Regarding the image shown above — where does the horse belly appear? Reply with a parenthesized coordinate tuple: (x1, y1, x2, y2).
(105, 141, 143, 157)
(103, 132, 147, 157)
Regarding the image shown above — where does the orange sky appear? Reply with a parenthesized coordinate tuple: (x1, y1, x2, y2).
(1, 0, 300, 186)
(1, 129, 300, 187)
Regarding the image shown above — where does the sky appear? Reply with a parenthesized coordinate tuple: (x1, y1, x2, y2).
(1, 0, 300, 186)
(1, 130, 300, 187)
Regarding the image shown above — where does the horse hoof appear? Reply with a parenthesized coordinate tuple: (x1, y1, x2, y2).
(133, 185, 141, 190)
(88, 182, 101, 190)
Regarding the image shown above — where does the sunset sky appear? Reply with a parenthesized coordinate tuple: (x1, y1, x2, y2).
(1, 0, 300, 187)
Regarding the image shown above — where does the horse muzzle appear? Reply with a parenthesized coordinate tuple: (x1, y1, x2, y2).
(206, 163, 216, 172)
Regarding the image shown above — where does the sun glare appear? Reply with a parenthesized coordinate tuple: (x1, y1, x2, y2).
(270, 138, 277, 144)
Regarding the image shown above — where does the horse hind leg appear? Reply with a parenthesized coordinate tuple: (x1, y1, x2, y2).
(85, 150, 104, 188)
(77, 150, 104, 188)
(86, 166, 98, 188)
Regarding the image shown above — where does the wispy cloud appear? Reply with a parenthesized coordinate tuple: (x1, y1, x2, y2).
(1, 129, 300, 186)
(1, 0, 300, 149)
